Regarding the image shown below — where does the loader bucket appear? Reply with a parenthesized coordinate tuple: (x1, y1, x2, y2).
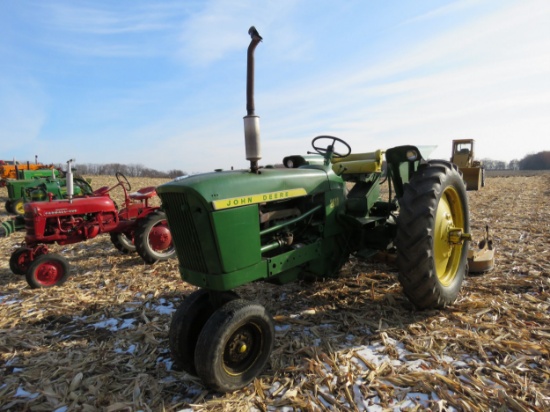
(460, 167, 481, 191)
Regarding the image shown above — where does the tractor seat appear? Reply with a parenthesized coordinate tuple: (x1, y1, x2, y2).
(129, 186, 157, 200)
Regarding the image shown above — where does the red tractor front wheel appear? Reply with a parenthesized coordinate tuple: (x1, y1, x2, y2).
(10, 247, 33, 275)
(26, 254, 71, 289)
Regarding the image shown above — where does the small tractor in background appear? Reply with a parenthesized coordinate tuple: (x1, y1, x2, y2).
(157, 27, 472, 392)
(9, 160, 175, 288)
(0, 157, 54, 187)
(5, 170, 93, 216)
(450, 139, 485, 190)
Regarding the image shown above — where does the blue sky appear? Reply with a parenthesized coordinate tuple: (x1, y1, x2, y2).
(1, 0, 549, 174)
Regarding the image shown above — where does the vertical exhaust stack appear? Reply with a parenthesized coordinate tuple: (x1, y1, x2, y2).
(66, 159, 75, 203)
(244, 26, 263, 173)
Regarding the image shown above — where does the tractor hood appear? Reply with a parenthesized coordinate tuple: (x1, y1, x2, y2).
(24, 196, 116, 217)
(157, 167, 333, 212)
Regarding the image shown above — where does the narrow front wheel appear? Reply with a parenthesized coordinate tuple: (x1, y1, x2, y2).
(26, 253, 70, 288)
(195, 299, 274, 392)
(169, 289, 240, 375)
(10, 247, 33, 275)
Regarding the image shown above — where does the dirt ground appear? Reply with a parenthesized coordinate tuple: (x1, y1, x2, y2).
(0, 172, 549, 411)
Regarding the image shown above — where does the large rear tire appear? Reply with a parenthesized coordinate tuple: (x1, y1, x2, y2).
(135, 211, 175, 264)
(396, 160, 470, 309)
(195, 299, 275, 392)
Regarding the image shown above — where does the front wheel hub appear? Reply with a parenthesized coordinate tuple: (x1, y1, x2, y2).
(223, 325, 261, 375)
(36, 262, 63, 286)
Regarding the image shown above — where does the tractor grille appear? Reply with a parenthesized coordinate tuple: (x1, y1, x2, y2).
(159, 192, 209, 273)
(24, 212, 35, 236)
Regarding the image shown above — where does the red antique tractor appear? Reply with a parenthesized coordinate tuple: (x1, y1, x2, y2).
(9, 163, 175, 288)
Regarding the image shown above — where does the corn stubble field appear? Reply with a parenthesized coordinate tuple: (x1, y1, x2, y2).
(0, 172, 549, 411)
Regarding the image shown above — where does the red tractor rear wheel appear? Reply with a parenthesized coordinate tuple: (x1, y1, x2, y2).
(26, 254, 70, 289)
(110, 232, 136, 254)
(9, 247, 33, 275)
(135, 211, 175, 264)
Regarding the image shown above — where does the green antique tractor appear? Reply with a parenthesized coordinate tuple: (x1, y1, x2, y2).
(0, 157, 54, 186)
(5, 168, 92, 215)
(157, 27, 471, 392)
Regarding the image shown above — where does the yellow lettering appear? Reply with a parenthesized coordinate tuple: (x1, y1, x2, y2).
(213, 188, 307, 210)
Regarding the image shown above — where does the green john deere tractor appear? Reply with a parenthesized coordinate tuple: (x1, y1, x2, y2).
(157, 27, 471, 392)
(5, 169, 93, 216)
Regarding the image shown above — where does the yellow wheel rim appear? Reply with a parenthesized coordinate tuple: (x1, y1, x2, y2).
(434, 186, 465, 286)
(14, 200, 25, 215)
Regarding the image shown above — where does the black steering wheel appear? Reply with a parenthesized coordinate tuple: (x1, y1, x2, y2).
(115, 172, 131, 191)
(74, 177, 94, 195)
(311, 135, 351, 159)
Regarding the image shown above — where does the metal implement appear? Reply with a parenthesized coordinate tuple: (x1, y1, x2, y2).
(468, 225, 495, 273)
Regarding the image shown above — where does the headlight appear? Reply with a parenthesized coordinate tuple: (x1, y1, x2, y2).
(406, 150, 418, 161)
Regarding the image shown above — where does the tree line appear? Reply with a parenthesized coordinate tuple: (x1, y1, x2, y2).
(54, 163, 187, 179)
(481, 151, 550, 170)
